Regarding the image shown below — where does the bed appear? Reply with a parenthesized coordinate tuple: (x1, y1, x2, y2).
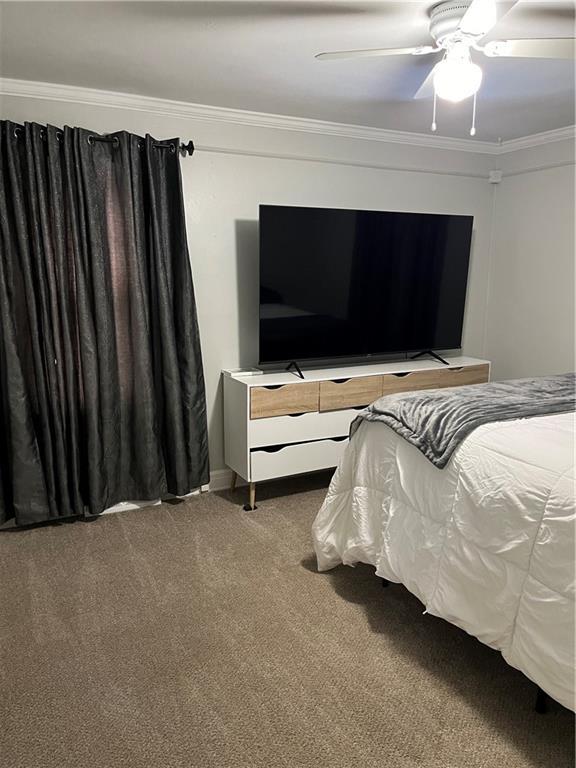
(312, 376, 575, 711)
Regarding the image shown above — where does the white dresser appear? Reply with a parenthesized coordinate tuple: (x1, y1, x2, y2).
(223, 356, 490, 509)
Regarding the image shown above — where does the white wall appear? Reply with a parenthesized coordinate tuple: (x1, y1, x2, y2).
(191, 153, 495, 470)
(485, 140, 575, 379)
(3, 82, 573, 482)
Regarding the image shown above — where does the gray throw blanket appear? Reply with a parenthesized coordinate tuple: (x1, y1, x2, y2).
(350, 373, 576, 469)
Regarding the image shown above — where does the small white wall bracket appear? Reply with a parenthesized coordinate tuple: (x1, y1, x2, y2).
(489, 170, 503, 184)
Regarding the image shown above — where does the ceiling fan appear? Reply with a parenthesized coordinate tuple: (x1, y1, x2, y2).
(316, 0, 575, 135)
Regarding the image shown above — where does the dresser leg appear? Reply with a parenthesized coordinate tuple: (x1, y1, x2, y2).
(230, 472, 237, 492)
(243, 482, 257, 511)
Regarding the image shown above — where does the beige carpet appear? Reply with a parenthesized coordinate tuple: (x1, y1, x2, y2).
(0, 473, 573, 768)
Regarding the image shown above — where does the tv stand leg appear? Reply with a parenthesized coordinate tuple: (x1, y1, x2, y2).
(410, 350, 449, 366)
(243, 483, 257, 511)
(286, 360, 305, 379)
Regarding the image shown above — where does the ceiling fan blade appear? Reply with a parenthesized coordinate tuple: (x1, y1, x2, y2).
(413, 64, 439, 100)
(459, 0, 497, 36)
(315, 45, 437, 61)
(483, 38, 575, 59)
(458, 0, 511, 37)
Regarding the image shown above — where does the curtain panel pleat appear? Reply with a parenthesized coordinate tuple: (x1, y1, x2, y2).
(0, 121, 209, 526)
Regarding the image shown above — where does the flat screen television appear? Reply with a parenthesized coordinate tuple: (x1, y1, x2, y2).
(259, 205, 473, 365)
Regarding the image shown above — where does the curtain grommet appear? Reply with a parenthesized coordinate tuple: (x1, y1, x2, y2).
(87, 134, 119, 148)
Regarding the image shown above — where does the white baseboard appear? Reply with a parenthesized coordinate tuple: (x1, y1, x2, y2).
(208, 468, 246, 492)
(102, 499, 164, 514)
(102, 488, 203, 515)
(100, 471, 239, 514)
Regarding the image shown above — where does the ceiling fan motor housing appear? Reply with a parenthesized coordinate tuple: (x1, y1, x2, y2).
(430, 0, 477, 45)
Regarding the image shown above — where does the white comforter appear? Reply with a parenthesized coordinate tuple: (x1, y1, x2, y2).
(313, 413, 575, 710)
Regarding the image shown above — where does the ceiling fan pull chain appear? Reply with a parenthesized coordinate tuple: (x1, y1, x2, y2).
(470, 92, 477, 136)
(431, 91, 438, 132)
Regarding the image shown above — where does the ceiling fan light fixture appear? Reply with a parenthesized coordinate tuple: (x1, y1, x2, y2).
(433, 57, 483, 102)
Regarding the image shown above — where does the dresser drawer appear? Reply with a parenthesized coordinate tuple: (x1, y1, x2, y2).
(319, 375, 382, 412)
(250, 438, 347, 482)
(250, 382, 319, 419)
(249, 408, 361, 448)
(381, 363, 490, 396)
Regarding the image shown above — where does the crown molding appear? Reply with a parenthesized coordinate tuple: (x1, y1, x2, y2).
(0, 77, 499, 155)
(1, 78, 573, 159)
(499, 125, 576, 153)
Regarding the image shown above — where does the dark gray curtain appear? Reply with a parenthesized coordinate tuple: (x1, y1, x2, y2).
(0, 121, 209, 526)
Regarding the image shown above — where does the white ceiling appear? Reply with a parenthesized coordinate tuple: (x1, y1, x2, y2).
(0, 1, 574, 141)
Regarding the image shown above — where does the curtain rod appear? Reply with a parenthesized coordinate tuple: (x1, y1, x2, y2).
(89, 135, 195, 156)
(12, 125, 195, 156)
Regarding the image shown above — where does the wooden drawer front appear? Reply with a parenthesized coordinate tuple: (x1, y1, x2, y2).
(319, 375, 382, 412)
(381, 364, 490, 396)
(250, 382, 319, 419)
(251, 438, 347, 482)
(249, 408, 361, 448)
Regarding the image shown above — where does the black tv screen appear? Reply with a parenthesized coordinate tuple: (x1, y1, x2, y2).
(259, 205, 473, 364)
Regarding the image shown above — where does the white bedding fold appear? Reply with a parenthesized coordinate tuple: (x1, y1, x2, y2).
(312, 413, 575, 710)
